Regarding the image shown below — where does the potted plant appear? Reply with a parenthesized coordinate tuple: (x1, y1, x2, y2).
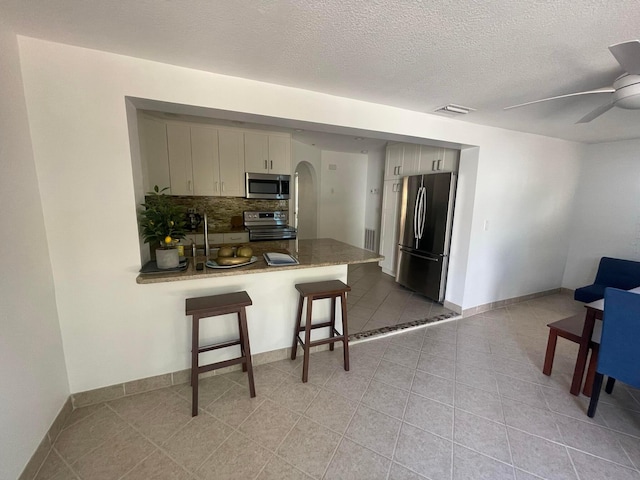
(139, 186, 187, 269)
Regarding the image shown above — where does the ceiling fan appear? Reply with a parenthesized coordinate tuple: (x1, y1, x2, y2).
(504, 40, 640, 123)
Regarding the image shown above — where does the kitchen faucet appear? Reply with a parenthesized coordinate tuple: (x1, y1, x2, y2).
(203, 211, 210, 258)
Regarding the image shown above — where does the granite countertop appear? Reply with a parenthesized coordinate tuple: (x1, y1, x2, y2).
(137, 238, 383, 284)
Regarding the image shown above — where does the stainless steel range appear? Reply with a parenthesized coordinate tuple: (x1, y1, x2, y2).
(243, 211, 297, 241)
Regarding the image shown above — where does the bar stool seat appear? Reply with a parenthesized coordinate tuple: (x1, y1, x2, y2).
(291, 280, 351, 382)
(186, 291, 255, 416)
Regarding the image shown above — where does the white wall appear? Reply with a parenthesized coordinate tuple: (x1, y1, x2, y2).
(0, 27, 69, 480)
(318, 151, 369, 247)
(16, 36, 583, 392)
(461, 133, 583, 307)
(562, 138, 640, 289)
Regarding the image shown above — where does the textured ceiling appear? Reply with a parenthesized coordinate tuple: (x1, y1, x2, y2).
(3, 0, 640, 144)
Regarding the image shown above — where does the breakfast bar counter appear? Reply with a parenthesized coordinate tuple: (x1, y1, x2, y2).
(137, 238, 382, 284)
(133, 238, 383, 373)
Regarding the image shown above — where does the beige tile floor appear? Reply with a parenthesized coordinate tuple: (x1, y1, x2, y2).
(346, 263, 455, 334)
(32, 274, 640, 480)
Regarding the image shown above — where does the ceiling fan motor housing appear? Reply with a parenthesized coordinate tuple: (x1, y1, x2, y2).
(613, 74, 640, 109)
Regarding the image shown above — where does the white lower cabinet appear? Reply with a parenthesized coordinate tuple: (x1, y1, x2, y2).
(223, 232, 249, 243)
(379, 179, 402, 275)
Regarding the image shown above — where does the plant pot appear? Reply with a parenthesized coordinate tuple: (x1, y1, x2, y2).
(156, 248, 179, 269)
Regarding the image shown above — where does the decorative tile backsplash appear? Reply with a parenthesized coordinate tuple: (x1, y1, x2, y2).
(145, 195, 288, 229)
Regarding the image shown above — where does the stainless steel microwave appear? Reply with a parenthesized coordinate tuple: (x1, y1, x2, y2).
(245, 173, 291, 200)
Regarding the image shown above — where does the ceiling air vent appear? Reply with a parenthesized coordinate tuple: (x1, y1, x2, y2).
(434, 104, 476, 115)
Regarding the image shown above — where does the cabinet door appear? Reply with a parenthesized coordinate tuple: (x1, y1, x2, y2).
(418, 145, 439, 173)
(167, 124, 193, 195)
(218, 129, 245, 197)
(401, 143, 420, 176)
(223, 232, 249, 244)
(384, 143, 403, 180)
(379, 179, 402, 275)
(268, 135, 291, 174)
(190, 126, 218, 196)
(244, 132, 269, 173)
(437, 148, 459, 172)
(139, 117, 170, 192)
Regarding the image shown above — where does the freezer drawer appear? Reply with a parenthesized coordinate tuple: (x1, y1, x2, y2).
(396, 248, 447, 302)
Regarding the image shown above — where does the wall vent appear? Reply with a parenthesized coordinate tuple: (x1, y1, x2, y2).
(364, 229, 376, 251)
(434, 104, 476, 115)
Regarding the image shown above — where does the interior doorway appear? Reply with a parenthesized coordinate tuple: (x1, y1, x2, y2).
(294, 161, 318, 239)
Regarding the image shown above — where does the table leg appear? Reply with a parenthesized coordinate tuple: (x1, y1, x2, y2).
(570, 309, 596, 396)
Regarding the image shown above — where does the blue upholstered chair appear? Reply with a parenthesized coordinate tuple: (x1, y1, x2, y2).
(587, 288, 640, 418)
(575, 257, 640, 303)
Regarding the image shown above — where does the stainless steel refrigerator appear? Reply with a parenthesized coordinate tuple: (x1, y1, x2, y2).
(396, 172, 457, 302)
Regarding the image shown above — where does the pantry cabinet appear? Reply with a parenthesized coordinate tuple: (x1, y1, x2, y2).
(244, 132, 291, 175)
(378, 179, 403, 275)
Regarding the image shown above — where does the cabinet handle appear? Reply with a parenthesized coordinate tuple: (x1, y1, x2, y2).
(270, 160, 273, 170)
(188, 180, 192, 191)
(215, 182, 219, 192)
(222, 182, 225, 192)
(264, 160, 268, 170)
(432, 160, 437, 171)
(437, 159, 443, 170)
(397, 166, 402, 175)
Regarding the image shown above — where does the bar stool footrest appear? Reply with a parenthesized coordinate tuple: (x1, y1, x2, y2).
(197, 356, 246, 375)
(197, 339, 242, 354)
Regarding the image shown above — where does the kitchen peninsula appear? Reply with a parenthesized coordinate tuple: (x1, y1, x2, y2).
(137, 238, 381, 283)
(135, 238, 382, 376)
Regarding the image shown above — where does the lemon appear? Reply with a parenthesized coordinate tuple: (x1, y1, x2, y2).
(164, 235, 172, 245)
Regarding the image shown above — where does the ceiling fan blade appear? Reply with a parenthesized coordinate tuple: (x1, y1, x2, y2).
(609, 40, 640, 75)
(504, 87, 614, 110)
(576, 102, 615, 124)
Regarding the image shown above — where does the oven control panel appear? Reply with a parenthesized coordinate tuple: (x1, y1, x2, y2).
(243, 211, 289, 225)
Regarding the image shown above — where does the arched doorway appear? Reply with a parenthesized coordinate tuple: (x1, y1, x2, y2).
(294, 161, 318, 239)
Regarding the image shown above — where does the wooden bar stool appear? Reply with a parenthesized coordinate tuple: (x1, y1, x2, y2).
(290, 280, 351, 382)
(185, 291, 255, 416)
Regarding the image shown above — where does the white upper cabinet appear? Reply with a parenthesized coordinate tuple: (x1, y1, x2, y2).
(139, 116, 170, 192)
(166, 123, 245, 197)
(190, 125, 218, 196)
(401, 143, 420, 176)
(384, 143, 404, 180)
(217, 129, 245, 197)
(244, 132, 291, 175)
(419, 145, 459, 173)
(167, 123, 194, 195)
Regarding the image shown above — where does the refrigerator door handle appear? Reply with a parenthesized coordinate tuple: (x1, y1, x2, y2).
(418, 187, 427, 240)
(399, 247, 439, 262)
(413, 189, 421, 244)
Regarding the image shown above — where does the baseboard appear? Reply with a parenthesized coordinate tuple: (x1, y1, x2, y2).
(19, 396, 73, 480)
(443, 300, 462, 314)
(461, 287, 563, 317)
